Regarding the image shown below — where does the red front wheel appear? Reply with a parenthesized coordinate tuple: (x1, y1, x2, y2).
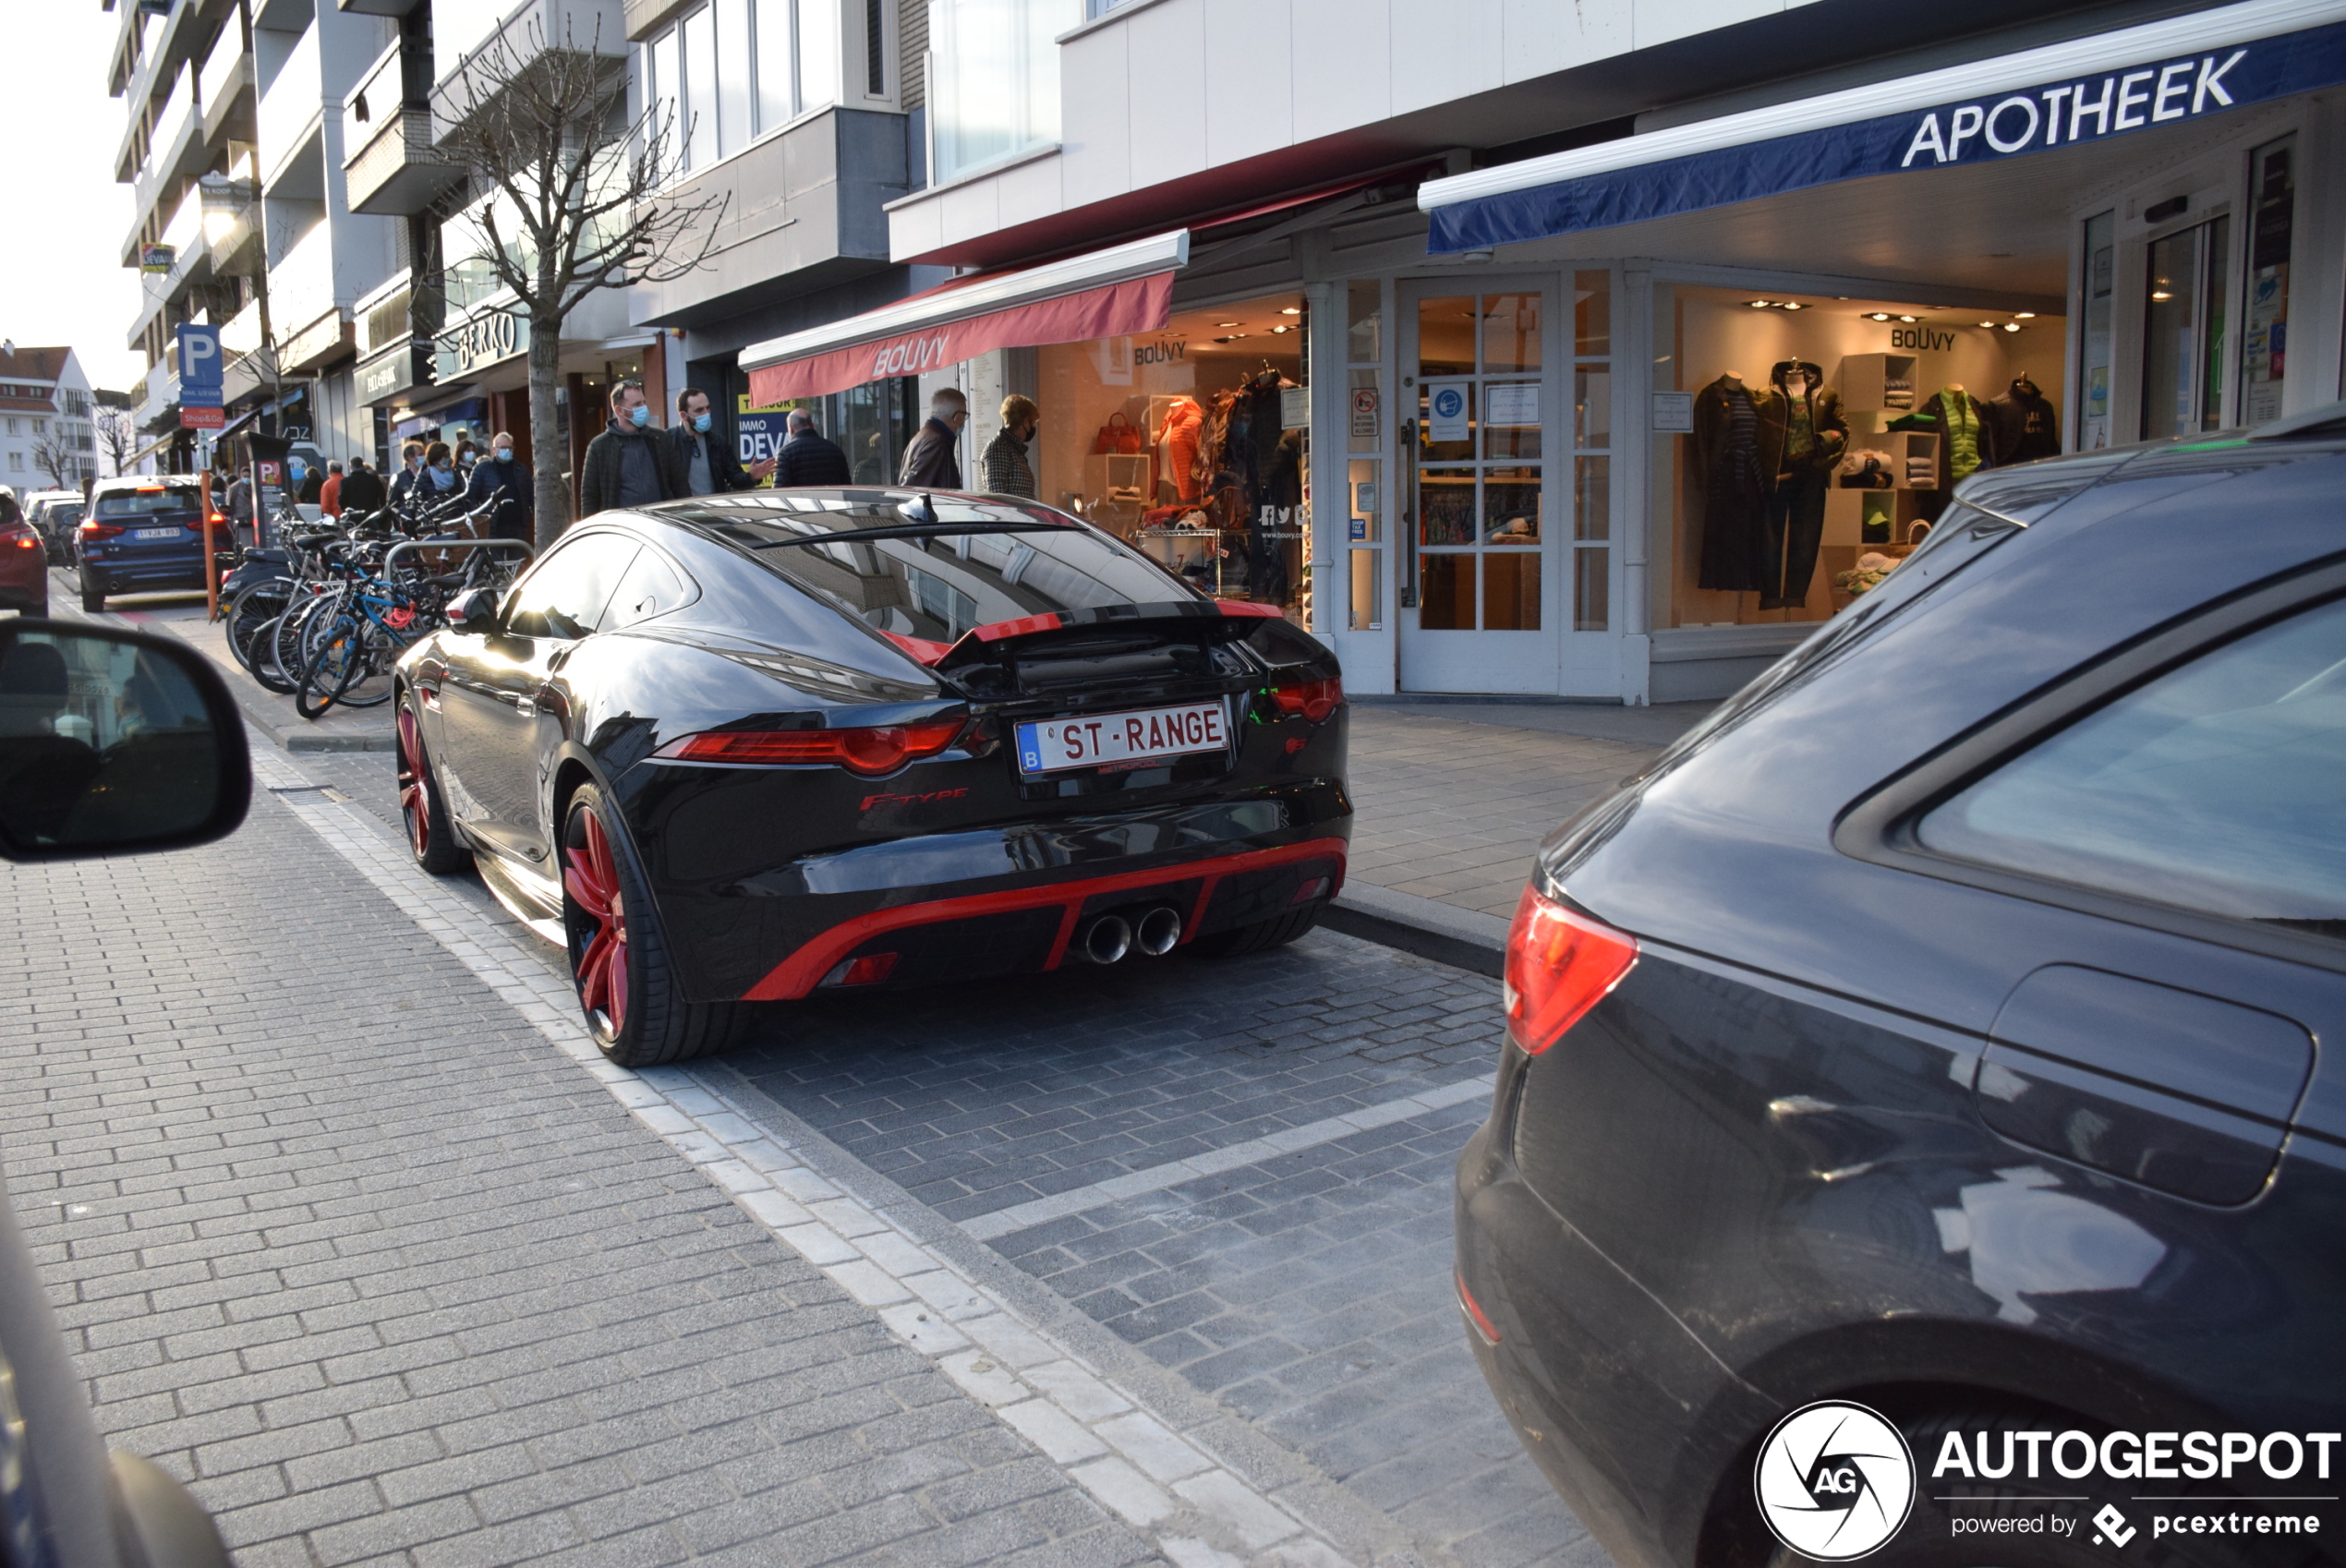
(560, 784, 742, 1067)
(396, 701, 469, 874)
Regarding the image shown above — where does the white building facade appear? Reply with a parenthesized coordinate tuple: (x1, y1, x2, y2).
(0, 348, 99, 496)
(716, 0, 2346, 703)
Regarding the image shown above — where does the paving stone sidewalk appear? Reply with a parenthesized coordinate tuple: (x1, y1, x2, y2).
(0, 793, 1155, 1568)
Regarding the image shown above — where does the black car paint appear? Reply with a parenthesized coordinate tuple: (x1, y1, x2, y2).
(401, 498, 1349, 1002)
(1454, 439, 2346, 1568)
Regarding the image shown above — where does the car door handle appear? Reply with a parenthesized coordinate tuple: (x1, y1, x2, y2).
(514, 695, 536, 718)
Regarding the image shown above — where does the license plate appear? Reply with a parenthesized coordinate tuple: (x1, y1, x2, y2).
(134, 527, 181, 540)
(1016, 701, 1228, 776)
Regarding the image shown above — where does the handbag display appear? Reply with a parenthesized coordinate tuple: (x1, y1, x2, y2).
(1093, 411, 1143, 455)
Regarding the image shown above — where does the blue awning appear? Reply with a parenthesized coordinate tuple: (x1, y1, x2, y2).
(1421, 0, 2346, 251)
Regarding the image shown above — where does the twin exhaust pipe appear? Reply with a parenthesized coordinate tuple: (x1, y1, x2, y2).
(1079, 906, 1182, 965)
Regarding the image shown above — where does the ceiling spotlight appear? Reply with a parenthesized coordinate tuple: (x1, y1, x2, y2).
(1898, 315, 1917, 323)
(1748, 299, 1772, 308)
(1783, 302, 1805, 310)
(1980, 320, 1999, 329)
(1280, 307, 1300, 316)
(1267, 324, 1291, 333)
(2151, 291, 2172, 301)
(1216, 321, 1240, 328)
(2002, 322, 2022, 332)
(2014, 312, 2036, 320)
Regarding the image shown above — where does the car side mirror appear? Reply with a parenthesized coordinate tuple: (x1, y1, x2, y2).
(446, 587, 502, 633)
(0, 621, 250, 862)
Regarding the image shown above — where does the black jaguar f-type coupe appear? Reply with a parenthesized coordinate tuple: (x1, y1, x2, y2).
(393, 489, 1350, 1066)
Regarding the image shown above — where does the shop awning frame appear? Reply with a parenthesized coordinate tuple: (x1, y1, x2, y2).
(740, 229, 1190, 404)
(1420, 0, 2346, 251)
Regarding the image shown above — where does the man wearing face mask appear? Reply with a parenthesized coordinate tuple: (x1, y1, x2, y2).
(580, 380, 682, 517)
(462, 432, 535, 541)
(665, 388, 778, 497)
(387, 440, 427, 509)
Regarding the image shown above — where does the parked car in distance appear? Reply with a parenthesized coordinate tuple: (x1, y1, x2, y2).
(73, 476, 221, 613)
(24, 488, 84, 565)
(394, 489, 1350, 1068)
(0, 500, 50, 615)
(1456, 404, 2346, 1568)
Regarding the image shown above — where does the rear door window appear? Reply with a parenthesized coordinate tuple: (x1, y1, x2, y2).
(1918, 595, 2346, 937)
(502, 535, 641, 640)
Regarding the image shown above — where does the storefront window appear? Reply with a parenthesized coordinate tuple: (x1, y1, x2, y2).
(2079, 211, 2114, 450)
(1414, 292, 1543, 631)
(928, 0, 1077, 182)
(1571, 271, 1610, 632)
(1649, 283, 2065, 633)
(2143, 215, 2230, 438)
(1034, 292, 1312, 624)
(2243, 135, 2295, 427)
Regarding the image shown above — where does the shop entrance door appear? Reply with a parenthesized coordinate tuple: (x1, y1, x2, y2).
(1397, 282, 1561, 694)
(2141, 215, 2231, 439)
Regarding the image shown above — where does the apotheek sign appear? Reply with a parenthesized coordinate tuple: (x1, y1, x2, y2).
(1428, 13, 2346, 249)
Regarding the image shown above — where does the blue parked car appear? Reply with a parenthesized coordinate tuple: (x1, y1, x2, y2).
(72, 476, 221, 612)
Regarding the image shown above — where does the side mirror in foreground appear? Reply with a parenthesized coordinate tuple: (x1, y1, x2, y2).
(0, 620, 251, 862)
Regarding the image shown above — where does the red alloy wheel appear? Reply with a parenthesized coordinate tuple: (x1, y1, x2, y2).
(564, 811, 629, 1032)
(396, 707, 430, 860)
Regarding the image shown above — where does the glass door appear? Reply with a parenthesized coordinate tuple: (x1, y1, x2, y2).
(1397, 282, 1559, 693)
(2142, 215, 2231, 439)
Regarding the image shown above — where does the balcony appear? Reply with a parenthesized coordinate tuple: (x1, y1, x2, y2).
(344, 41, 461, 215)
(270, 224, 358, 373)
(125, 71, 204, 249)
(200, 41, 257, 151)
(260, 22, 325, 195)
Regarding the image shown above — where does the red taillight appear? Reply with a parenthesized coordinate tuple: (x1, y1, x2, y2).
(1503, 887, 1638, 1055)
(1456, 1271, 1502, 1346)
(190, 512, 226, 531)
(1269, 677, 1343, 723)
(655, 720, 964, 776)
(79, 520, 124, 539)
(11, 536, 37, 550)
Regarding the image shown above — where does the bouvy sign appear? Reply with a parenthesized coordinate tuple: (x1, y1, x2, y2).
(1428, 13, 2346, 249)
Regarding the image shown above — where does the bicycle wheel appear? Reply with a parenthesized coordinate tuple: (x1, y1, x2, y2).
(269, 591, 334, 694)
(226, 579, 292, 679)
(296, 609, 361, 719)
(329, 617, 401, 708)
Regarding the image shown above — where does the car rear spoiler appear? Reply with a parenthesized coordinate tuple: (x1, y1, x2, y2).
(879, 599, 1282, 669)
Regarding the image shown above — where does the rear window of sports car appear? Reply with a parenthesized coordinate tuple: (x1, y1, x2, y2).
(692, 498, 1192, 643)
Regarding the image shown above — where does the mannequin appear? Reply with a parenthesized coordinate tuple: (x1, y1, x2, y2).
(1759, 358, 1847, 609)
(1985, 374, 2060, 464)
(1917, 382, 1991, 519)
(1156, 396, 1204, 503)
(1691, 373, 1771, 593)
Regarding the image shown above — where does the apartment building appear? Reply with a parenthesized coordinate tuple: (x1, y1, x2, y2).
(110, 0, 404, 472)
(688, 0, 2346, 702)
(0, 348, 99, 495)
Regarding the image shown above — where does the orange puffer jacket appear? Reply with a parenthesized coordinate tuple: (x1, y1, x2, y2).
(1157, 398, 1204, 502)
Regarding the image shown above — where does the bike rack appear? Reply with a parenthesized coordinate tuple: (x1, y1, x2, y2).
(381, 537, 536, 577)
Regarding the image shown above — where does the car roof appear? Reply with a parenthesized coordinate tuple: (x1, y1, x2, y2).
(91, 475, 200, 495)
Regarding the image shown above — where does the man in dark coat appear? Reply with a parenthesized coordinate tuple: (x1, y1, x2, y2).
(773, 410, 853, 487)
(664, 388, 777, 496)
(463, 433, 535, 540)
(336, 458, 387, 518)
(898, 389, 966, 488)
(579, 380, 683, 516)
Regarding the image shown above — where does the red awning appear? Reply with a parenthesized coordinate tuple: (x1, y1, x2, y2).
(747, 271, 1172, 404)
(740, 230, 1189, 404)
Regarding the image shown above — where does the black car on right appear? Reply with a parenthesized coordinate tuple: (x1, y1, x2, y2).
(1457, 407, 2346, 1568)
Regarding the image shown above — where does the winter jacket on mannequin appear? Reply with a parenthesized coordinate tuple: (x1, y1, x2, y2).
(1906, 385, 1993, 521)
(1985, 375, 2061, 464)
(1757, 360, 1848, 480)
(1690, 375, 1771, 594)
(1157, 397, 1203, 502)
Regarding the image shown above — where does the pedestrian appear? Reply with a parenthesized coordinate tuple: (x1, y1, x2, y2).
(773, 409, 853, 487)
(665, 388, 776, 496)
(898, 388, 966, 489)
(579, 380, 682, 516)
(319, 460, 345, 518)
(416, 441, 464, 519)
(980, 395, 1039, 498)
(463, 431, 534, 540)
(288, 453, 324, 506)
(387, 440, 427, 509)
(454, 439, 479, 477)
(337, 456, 386, 519)
(224, 469, 252, 538)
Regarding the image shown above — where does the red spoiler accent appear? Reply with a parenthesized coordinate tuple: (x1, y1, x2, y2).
(876, 601, 1267, 669)
(1215, 601, 1285, 621)
(971, 612, 1068, 643)
(879, 630, 956, 665)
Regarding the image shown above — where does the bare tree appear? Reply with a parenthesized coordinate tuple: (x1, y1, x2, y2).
(431, 16, 725, 547)
(92, 391, 138, 479)
(32, 419, 82, 490)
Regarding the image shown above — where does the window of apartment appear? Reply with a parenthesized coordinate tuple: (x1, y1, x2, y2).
(641, 0, 838, 176)
(4, 419, 17, 438)
(927, 0, 1077, 183)
(6, 453, 21, 473)
(30, 420, 45, 437)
